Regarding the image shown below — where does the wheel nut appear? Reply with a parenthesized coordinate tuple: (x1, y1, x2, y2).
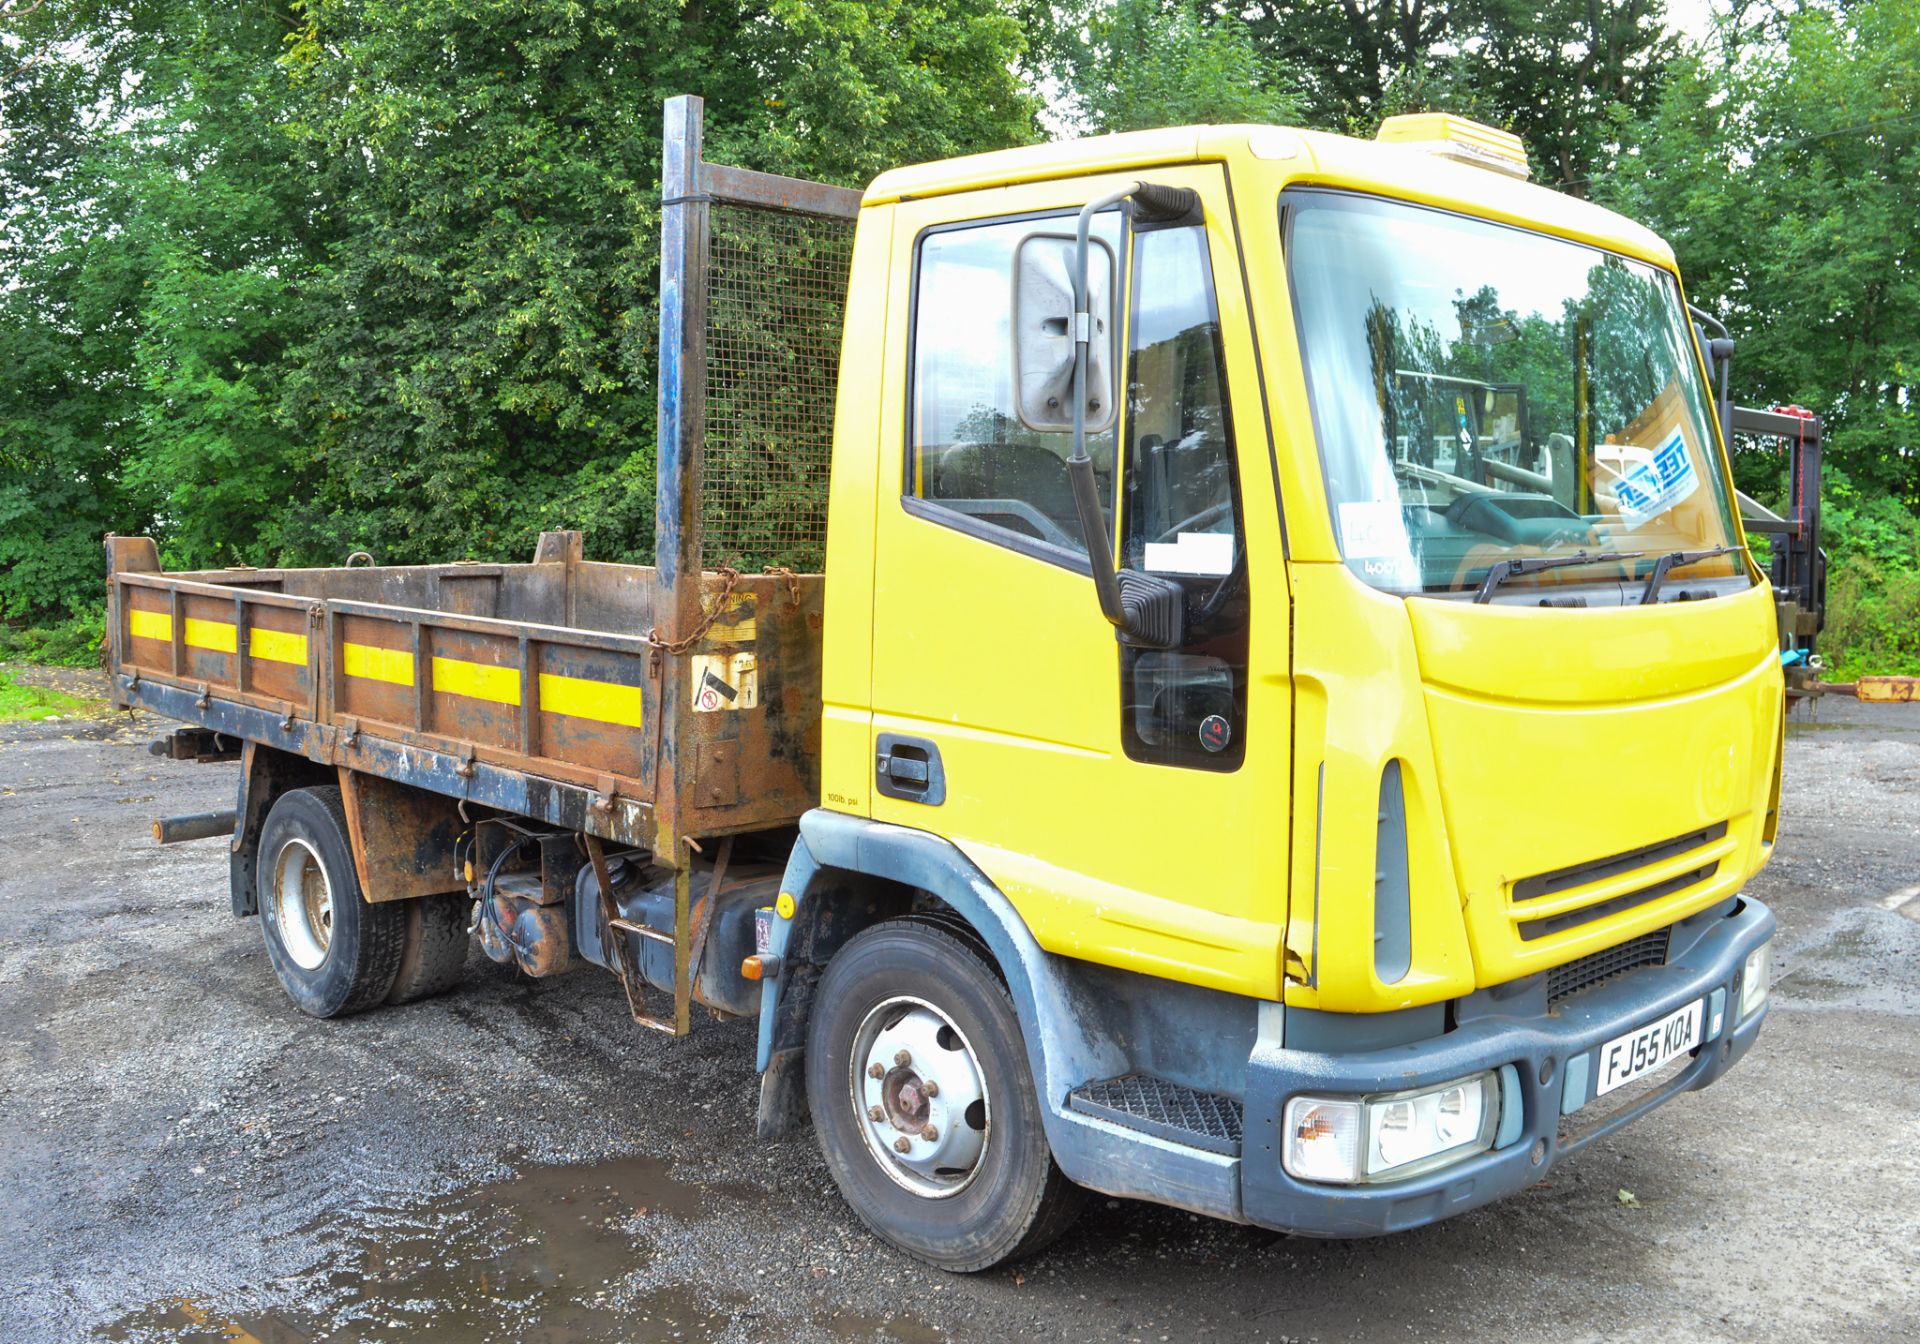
(894, 1050, 911, 1067)
(921, 1124, 939, 1142)
(868, 1063, 884, 1079)
(867, 1105, 884, 1122)
(893, 1136, 912, 1154)
(922, 1080, 940, 1098)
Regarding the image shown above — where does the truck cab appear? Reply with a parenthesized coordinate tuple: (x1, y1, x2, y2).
(773, 114, 1778, 1260)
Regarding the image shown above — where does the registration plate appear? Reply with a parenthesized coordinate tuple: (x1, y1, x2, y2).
(1596, 998, 1704, 1096)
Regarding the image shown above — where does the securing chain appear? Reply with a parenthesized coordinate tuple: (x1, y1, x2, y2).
(642, 566, 741, 656)
(762, 565, 802, 606)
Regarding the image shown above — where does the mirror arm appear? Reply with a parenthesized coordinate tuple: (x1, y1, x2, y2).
(1689, 303, 1737, 449)
(1069, 185, 1140, 631)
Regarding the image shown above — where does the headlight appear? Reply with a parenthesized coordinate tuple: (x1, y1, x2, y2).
(1283, 1070, 1500, 1185)
(1740, 940, 1772, 1021)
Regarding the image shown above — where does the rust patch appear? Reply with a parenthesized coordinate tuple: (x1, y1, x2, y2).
(338, 768, 466, 903)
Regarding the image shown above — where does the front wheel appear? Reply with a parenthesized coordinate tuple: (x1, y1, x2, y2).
(806, 918, 1084, 1271)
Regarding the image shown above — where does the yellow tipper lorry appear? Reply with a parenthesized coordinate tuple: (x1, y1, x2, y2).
(109, 99, 1782, 1270)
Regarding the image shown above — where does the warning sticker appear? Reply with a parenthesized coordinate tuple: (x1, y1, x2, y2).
(691, 652, 758, 712)
(704, 591, 758, 644)
(1612, 428, 1699, 526)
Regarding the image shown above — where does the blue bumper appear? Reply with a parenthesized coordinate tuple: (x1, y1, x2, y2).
(1240, 897, 1775, 1236)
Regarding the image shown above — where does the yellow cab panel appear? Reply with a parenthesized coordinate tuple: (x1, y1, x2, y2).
(852, 161, 1294, 999)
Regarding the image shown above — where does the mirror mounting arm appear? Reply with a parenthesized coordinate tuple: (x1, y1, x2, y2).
(1063, 181, 1203, 650)
(1067, 185, 1139, 634)
(1689, 302, 1737, 450)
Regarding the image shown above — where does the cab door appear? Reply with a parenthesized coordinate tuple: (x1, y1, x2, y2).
(865, 165, 1292, 999)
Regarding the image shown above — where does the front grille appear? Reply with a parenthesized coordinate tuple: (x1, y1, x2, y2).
(1514, 822, 1727, 902)
(1546, 928, 1671, 1008)
(1512, 821, 1727, 939)
(1518, 863, 1718, 940)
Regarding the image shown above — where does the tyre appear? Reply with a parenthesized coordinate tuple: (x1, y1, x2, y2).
(387, 891, 471, 1005)
(806, 917, 1084, 1271)
(256, 786, 406, 1018)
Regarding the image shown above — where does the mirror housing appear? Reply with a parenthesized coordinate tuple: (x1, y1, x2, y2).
(1012, 232, 1116, 435)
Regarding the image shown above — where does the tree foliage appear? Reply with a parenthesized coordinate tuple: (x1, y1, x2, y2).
(0, 0, 1035, 619)
(1034, 0, 1299, 134)
(1598, 0, 1919, 509)
(1242, 0, 1675, 191)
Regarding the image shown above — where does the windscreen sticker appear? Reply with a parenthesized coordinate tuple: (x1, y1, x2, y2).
(1337, 500, 1407, 558)
(1613, 428, 1699, 526)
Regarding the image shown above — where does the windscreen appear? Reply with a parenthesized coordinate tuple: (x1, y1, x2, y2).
(1285, 190, 1747, 598)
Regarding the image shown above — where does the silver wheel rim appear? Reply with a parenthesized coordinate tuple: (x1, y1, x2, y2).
(272, 837, 333, 971)
(848, 996, 990, 1199)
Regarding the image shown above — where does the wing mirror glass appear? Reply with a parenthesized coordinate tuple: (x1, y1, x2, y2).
(1011, 232, 1117, 435)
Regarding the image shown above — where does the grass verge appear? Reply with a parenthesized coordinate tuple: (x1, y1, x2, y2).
(0, 668, 104, 722)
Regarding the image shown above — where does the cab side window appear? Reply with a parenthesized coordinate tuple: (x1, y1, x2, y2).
(1119, 223, 1250, 771)
(907, 215, 1121, 562)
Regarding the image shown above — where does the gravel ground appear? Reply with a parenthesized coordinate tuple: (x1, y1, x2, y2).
(1, 671, 1915, 1343)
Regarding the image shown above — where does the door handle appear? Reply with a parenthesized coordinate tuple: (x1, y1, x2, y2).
(875, 733, 945, 805)
(880, 753, 929, 786)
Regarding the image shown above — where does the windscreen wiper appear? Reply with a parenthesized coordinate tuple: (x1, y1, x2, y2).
(1639, 546, 1742, 605)
(1473, 550, 1644, 604)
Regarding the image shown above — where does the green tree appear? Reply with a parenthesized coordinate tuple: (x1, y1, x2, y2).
(1, 1, 311, 617)
(0, 0, 1038, 628)
(1241, 0, 1454, 129)
(1455, 0, 1677, 193)
(1598, 0, 1920, 512)
(1036, 0, 1299, 134)
(273, 0, 1037, 570)
(0, 28, 142, 619)
(1242, 0, 1676, 192)
(116, 9, 325, 572)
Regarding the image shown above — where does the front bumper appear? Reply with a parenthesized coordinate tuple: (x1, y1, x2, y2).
(1239, 895, 1775, 1236)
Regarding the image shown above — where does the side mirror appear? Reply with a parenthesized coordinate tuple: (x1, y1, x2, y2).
(1011, 232, 1117, 435)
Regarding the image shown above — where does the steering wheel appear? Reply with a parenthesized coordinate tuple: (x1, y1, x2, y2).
(1537, 522, 1597, 548)
(1148, 500, 1233, 547)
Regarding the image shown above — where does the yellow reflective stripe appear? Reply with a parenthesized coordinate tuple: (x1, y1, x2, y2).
(342, 642, 415, 686)
(432, 655, 521, 706)
(128, 609, 172, 642)
(539, 671, 642, 728)
(183, 617, 237, 654)
(248, 627, 309, 666)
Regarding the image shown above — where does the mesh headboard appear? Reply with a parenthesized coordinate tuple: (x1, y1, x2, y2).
(701, 204, 856, 571)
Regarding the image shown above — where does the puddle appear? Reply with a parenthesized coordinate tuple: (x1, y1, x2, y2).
(1785, 714, 1920, 737)
(98, 1155, 737, 1343)
(1784, 719, 1862, 736)
(821, 1309, 947, 1343)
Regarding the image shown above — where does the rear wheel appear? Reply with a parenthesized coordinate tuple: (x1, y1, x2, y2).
(256, 786, 405, 1018)
(806, 918, 1084, 1271)
(387, 892, 471, 1005)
